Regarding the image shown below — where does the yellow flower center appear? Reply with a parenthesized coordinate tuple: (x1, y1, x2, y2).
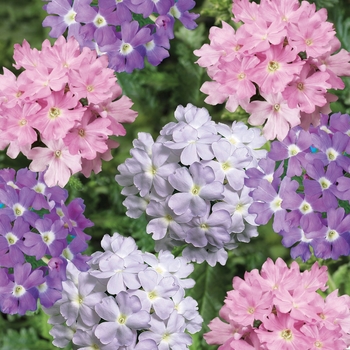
(49, 107, 61, 119)
(268, 60, 279, 72)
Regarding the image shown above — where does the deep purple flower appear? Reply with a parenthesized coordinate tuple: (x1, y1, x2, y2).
(59, 197, 93, 241)
(107, 21, 152, 73)
(279, 227, 312, 262)
(132, 0, 173, 18)
(245, 157, 283, 191)
(24, 218, 68, 259)
(268, 128, 312, 177)
(307, 130, 350, 171)
(307, 208, 350, 260)
(249, 177, 289, 233)
(141, 31, 170, 66)
(98, 0, 135, 23)
(0, 263, 45, 315)
(0, 216, 30, 267)
(15, 168, 68, 210)
(168, 0, 199, 30)
(42, 0, 84, 38)
(0, 186, 38, 226)
(62, 237, 90, 271)
(304, 159, 343, 209)
(155, 14, 174, 39)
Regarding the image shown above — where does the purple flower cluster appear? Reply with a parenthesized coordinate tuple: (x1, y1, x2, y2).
(115, 103, 267, 266)
(42, 0, 199, 72)
(0, 168, 92, 315)
(44, 232, 202, 349)
(245, 112, 350, 261)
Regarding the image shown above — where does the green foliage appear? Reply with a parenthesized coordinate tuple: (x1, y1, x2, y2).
(200, 0, 233, 24)
(0, 0, 51, 73)
(0, 309, 69, 350)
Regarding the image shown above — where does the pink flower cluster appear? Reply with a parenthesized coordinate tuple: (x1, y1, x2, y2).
(204, 258, 350, 350)
(194, 0, 350, 141)
(0, 36, 137, 187)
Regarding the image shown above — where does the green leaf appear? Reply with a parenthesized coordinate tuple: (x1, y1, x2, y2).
(187, 261, 236, 349)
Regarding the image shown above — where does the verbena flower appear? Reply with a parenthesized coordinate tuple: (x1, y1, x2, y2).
(246, 112, 350, 261)
(0, 168, 92, 315)
(42, 0, 199, 72)
(116, 103, 267, 266)
(43, 232, 202, 349)
(205, 257, 350, 349)
(0, 36, 137, 187)
(194, 0, 350, 141)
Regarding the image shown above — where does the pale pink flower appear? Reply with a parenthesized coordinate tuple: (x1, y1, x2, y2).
(28, 139, 82, 187)
(194, 21, 243, 68)
(92, 85, 138, 136)
(81, 139, 119, 177)
(245, 92, 300, 141)
(200, 81, 241, 113)
(249, 44, 303, 94)
(257, 312, 311, 349)
(0, 68, 26, 108)
(225, 286, 272, 326)
(13, 39, 42, 70)
(301, 324, 345, 350)
(0, 103, 40, 146)
(232, 0, 260, 23)
(288, 13, 335, 58)
(242, 18, 286, 53)
(282, 63, 331, 113)
(31, 90, 85, 140)
(41, 35, 85, 72)
(63, 110, 112, 159)
(214, 56, 259, 100)
(19, 64, 67, 100)
(69, 55, 116, 104)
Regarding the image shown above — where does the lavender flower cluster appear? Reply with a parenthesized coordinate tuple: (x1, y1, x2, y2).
(0, 168, 92, 315)
(245, 112, 350, 261)
(44, 232, 202, 349)
(42, 0, 199, 72)
(115, 103, 267, 266)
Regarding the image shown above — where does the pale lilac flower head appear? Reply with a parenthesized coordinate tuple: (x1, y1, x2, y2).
(43, 233, 202, 348)
(116, 104, 267, 266)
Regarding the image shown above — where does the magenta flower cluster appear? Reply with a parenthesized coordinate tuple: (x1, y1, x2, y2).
(194, 0, 350, 141)
(44, 232, 202, 349)
(205, 257, 350, 350)
(0, 168, 92, 315)
(0, 36, 138, 187)
(245, 112, 350, 262)
(115, 103, 267, 266)
(42, 0, 199, 73)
